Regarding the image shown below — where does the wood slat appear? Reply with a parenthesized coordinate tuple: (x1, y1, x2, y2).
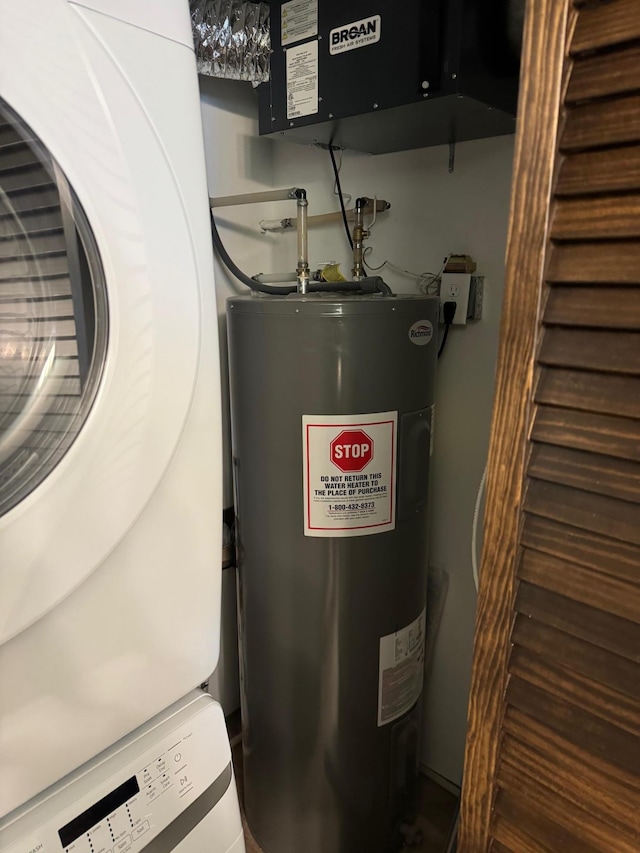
(528, 442, 640, 503)
(539, 327, 640, 374)
(0, 123, 24, 148)
(513, 614, 639, 699)
(0, 405, 78, 426)
(0, 252, 69, 280)
(552, 194, 640, 240)
(0, 206, 63, 237)
(546, 241, 640, 284)
(4, 359, 80, 380)
(0, 142, 37, 173)
(492, 813, 554, 853)
(531, 405, 640, 463)
(556, 145, 640, 196)
(0, 375, 80, 394)
(503, 707, 640, 827)
(544, 285, 640, 329)
(506, 676, 640, 775)
(459, 1, 573, 847)
(0, 163, 52, 194)
(0, 230, 66, 260)
(518, 547, 640, 622)
(521, 513, 640, 585)
(0, 299, 75, 321)
(498, 762, 637, 853)
(509, 644, 640, 735)
(525, 475, 640, 546)
(516, 583, 640, 664)
(561, 94, 640, 151)
(0, 340, 77, 362)
(7, 185, 59, 213)
(1, 319, 77, 339)
(465, 2, 640, 849)
(536, 367, 640, 419)
(571, 0, 640, 55)
(531, 406, 640, 486)
(0, 276, 73, 301)
(490, 841, 520, 853)
(494, 787, 602, 853)
(567, 42, 640, 104)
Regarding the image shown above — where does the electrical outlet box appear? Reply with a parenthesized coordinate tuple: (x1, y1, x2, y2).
(469, 276, 484, 320)
(439, 274, 485, 324)
(439, 273, 472, 325)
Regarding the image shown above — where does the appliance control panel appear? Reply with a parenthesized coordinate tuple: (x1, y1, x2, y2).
(4, 701, 226, 853)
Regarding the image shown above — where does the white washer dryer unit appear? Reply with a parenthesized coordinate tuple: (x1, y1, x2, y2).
(0, 692, 245, 853)
(0, 0, 234, 823)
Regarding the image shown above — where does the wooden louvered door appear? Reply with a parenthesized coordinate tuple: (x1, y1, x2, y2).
(459, 0, 640, 851)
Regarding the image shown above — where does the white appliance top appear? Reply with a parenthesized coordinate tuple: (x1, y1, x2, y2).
(68, 0, 194, 47)
(0, 693, 237, 853)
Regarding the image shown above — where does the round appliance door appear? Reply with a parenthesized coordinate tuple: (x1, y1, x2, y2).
(0, 99, 108, 519)
(0, 0, 205, 645)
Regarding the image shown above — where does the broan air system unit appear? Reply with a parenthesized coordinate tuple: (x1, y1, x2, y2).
(259, 0, 524, 154)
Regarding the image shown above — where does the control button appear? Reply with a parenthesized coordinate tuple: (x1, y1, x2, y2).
(64, 840, 91, 853)
(88, 831, 113, 853)
(88, 844, 111, 853)
(160, 774, 172, 790)
(173, 752, 182, 762)
(132, 822, 150, 841)
(114, 835, 131, 853)
(155, 759, 167, 775)
(141, 769, 154, 785)
(178, 774, 189, 788)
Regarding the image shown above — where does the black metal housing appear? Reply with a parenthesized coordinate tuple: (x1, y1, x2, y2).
(258, 0, 523, 154)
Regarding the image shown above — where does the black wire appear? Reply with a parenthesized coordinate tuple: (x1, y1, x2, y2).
(329, 145, 354, 250)
(438, 323, 451, 359)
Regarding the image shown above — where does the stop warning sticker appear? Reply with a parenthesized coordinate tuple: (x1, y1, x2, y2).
(302, 412, 397, 537)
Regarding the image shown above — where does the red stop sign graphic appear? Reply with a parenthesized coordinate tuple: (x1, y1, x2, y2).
(330, 429, 374, 472)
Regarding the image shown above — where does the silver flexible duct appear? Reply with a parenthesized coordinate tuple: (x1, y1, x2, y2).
(190, 0, 270, 85)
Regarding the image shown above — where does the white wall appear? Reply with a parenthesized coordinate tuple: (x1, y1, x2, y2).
(198, 77, 280, 508)
(199, 76, 514, 784)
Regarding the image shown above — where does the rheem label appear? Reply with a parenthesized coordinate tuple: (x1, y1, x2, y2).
(302, 412, 397, 537)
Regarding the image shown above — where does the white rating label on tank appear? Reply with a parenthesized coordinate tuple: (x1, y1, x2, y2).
(302, 412, 397, 537)
(378, 609, 426, 727)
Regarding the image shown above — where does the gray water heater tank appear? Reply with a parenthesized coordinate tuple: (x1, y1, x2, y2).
(227, 293, 439, 853)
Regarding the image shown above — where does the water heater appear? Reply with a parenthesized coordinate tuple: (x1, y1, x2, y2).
(227, 293, 438, 853)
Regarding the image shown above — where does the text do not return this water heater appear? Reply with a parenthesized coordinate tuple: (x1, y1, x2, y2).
(227, 294, 439, 853)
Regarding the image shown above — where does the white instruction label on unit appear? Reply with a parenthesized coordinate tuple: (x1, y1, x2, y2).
(378, 609, 426, 727)
(329, 15, 381, 55)
(303, 411, 397, 537)
(282, 0, 317, 45)
(286, 40, 319, 119)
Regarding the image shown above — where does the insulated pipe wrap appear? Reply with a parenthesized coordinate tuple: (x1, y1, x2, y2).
(190, 0, 270, 85)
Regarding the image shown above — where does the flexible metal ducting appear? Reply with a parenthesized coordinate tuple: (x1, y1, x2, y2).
(190, 0, 270, 85)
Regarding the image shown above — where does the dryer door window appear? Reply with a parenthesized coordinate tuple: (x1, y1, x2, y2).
(0, 99, 107, 516)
